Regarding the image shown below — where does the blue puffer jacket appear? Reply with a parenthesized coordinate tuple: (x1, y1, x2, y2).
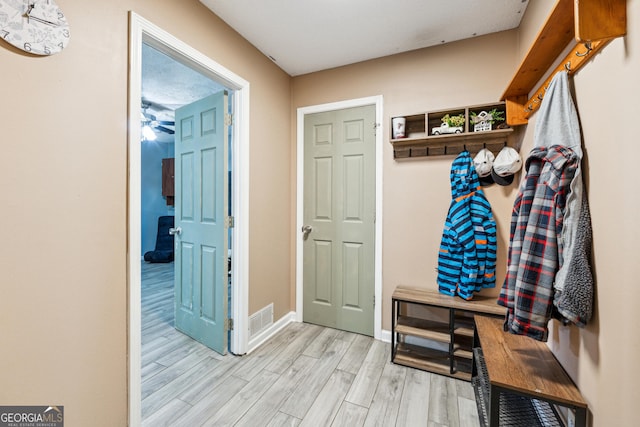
(437, 151, 497, 300)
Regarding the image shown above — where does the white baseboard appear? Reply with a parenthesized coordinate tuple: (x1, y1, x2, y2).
(247, 311, 297, 353)
(247, 315, 393, 354)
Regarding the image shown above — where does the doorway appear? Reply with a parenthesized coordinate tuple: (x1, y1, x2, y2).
(296, 96, 384, 340)
(128, 12, 250, 426)
(302, 105, 376, 336)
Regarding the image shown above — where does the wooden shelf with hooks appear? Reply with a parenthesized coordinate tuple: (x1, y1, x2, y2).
(390, 102, 513, 159)
(502, 0, 626, 125)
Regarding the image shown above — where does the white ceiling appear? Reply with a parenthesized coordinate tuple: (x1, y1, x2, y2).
(141, 0, 530, 141)
(200, 0, 530, 76)
(142, 45, 224, 118)
(141, 44, 224, 142)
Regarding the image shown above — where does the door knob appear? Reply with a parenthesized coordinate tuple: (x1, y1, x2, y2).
(169, 227, 182, 236)
(301, 225, 313, 240)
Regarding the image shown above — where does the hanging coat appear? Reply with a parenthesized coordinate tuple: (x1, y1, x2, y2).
(534, 72, 594, 327)
(437, 151, 497, 300)
(498, 71, 593, 340)
(554, 191, 593, 326)
(497, 145, 578, 341)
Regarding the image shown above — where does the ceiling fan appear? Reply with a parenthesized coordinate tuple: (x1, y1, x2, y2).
(141, 101, 175, 140)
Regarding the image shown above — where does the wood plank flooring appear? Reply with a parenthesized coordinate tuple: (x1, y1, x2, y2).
(141, 262, 480, 427)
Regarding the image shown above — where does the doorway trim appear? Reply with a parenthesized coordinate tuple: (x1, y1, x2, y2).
(295, 96, 384, 340)
(128, 12, 250, 426)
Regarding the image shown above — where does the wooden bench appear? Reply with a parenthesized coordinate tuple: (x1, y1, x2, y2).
(391, 285, 503, 380)
(474, 316, 588, 427)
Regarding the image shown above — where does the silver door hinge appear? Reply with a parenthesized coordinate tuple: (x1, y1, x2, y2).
(226, 318, 234, 331)
(225, 216, 235, 228)
(225, 113, 233, 126)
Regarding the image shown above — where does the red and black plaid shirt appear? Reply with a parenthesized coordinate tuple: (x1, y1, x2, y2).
(498, 145, 579, 341)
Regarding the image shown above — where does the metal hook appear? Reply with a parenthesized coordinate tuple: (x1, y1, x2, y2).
(538, 93, 544, 101)
(575, 42, 593, 57)
(565, 61, 572, 72)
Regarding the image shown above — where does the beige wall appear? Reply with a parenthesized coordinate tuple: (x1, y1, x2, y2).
(519, 2, 640, 426)
(0, 0, 292, 425)
(292, 30, 521, 334)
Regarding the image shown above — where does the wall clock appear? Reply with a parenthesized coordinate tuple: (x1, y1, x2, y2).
(0, 0, 70, 55)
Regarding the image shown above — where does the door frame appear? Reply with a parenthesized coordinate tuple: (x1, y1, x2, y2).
(128, 12, 251, 426)
(295, 96, 383, 340)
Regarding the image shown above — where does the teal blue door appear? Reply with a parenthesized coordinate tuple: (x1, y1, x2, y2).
(173, 92, 229, 354)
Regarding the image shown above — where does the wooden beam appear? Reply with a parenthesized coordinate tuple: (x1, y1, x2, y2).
(501, 0, 626, 124)
(523, 39, 610, 119)
(501, 0, 574, 101)
(575, 0, 627, 42)
(504, 95, 529, 127)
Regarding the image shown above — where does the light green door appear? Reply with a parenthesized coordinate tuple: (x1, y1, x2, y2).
(303, 105, 376, 336)
(173, 92, 229, 354)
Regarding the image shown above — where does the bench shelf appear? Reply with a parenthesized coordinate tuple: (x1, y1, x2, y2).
(391, 285, 503, 381)
(473, 316, 588, 427)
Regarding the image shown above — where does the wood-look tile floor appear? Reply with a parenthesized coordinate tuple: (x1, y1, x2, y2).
(141, 262, 480, 427)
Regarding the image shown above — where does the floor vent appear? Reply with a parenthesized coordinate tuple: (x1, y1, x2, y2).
(249, 303, 273, 339)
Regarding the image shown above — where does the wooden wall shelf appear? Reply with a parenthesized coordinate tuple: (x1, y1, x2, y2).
(392, 129, 513, 159)
(390, 102, 513, 158)
(502, 0, 626, 125)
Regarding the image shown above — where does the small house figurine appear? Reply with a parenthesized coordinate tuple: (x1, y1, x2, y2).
(472, 111, 492, 132)
(471, 109, 505, 132)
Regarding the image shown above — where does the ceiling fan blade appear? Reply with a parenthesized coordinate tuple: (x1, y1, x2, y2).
(154, 125, 175, 134)
(156, 120, 175, 126)
(142, 112, 157, 121)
